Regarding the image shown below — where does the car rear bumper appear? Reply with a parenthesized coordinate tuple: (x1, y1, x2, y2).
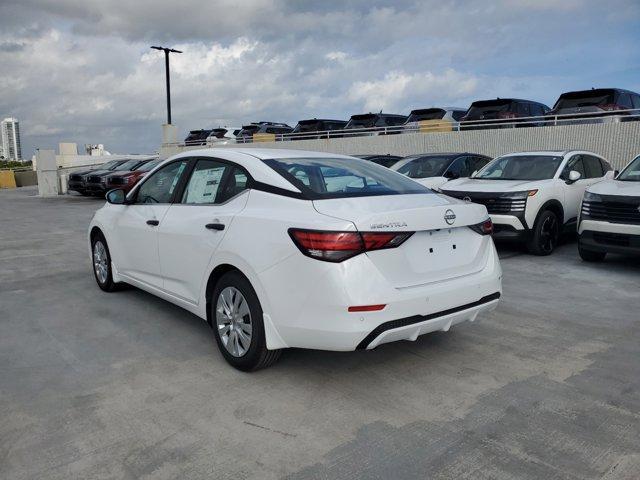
(258, 239, 502, 351)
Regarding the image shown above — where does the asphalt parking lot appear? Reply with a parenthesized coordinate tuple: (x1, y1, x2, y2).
(1, 186, 639, 480)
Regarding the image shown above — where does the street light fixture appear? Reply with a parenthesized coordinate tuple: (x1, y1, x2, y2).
(150, 46, 183, 125)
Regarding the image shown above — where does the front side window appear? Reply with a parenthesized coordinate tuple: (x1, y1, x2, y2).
(583, 155, 604, 178)
(476, 155, 563, 180)
(182, 160, 229, 204)
(264, 157, 430, 199)
(617, 156, 640, 181)
(446, 157, 472, 178)
(135, 160, 188, 204)
(561, 156, 586, 179)
(396, 156, 454, 178)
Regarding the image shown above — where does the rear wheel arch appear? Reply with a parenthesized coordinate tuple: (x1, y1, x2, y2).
(205, 264, 249, 326)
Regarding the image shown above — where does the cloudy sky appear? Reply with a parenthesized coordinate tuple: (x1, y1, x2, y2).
(1, 0, 639, 158)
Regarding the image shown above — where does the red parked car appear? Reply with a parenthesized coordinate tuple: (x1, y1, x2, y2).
(104, 158, 161, 193)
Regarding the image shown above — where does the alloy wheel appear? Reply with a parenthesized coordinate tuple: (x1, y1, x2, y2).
(539, 215, 559, 253)
(93, 241, 109, 284)
(216, 286, 253, 357)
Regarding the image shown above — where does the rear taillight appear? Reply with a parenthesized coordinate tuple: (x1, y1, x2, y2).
(289, 229, 414, 262)
(600, 103, 624, 111)
(468, 219, 493, 236)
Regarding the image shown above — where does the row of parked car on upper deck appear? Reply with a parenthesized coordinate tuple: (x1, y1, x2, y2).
(184, 87, 640, 145)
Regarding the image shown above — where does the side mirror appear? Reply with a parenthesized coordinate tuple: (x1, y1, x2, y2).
(444, 171, 459, 180)
(106, 189, 126, 205)
(566, 170, 581, 184)
(604, 170, 615, 180)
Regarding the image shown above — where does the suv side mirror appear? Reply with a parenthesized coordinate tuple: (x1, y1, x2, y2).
(444, 171, 459, 180)
(106, 189, 126, 205)
(604, 170, 615, 180)
(566, 170, 581, 184)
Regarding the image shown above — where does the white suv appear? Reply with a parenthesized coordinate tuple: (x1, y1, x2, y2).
(578, 154, 640, 261)
(441, 150, 614, 255)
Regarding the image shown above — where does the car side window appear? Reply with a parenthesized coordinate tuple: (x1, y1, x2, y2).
(632, 95, 640, 109)
(473, 156, 491, 172)
(447, 157, 472, 178)
(217, 167, 250, 204)
(561, 155, 586, 180)
(617, 93, 632, 109)
(135, 160, 188, 204)
(181, 159, 230, 204)
(583, 155, 604, 178)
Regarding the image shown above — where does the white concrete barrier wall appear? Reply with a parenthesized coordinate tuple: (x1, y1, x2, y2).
(194, 122, 640, 171)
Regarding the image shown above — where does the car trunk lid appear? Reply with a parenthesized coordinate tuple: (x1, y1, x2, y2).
(313, 194, 490, 288)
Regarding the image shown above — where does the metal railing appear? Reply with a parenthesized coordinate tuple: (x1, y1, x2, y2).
(171, 109, 640, 148)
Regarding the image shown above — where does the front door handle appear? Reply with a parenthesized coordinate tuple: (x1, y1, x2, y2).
(205, 223, 225, 231)
(146, 219, 159, 226)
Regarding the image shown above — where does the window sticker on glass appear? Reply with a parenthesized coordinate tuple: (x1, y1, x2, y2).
(183, 164, 226, 204)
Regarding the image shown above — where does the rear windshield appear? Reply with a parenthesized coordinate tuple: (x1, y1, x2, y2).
(136, 160, 161, 172)
(345, 115, 376, 128)
(466, 100, 513, 117)
(114, 160, 140, 171)
(239, 126, 259, 136)
(406, 109, 446, 122)
(554, 90, 616, 109)
(395, 156, 454, 178)
(475, 155, 562, 180)
(263, 157, 431, 199)
(617, 155, 640, 181)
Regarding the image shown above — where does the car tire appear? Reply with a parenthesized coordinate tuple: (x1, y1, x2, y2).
(527, 210, 560, 256)
(578, 244, 606, 262)
(91, 233, 118, 292)
(80, 190, 91, 197)
(211, 271, 281, 371)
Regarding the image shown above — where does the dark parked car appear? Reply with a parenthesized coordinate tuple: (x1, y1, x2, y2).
(236, 122, 293, 143)
(289, 119, 348, 140)
(67, 159, 128, 196)
(460, 98, 550, 129)
(184, 129, 213, 146)
(85, 159, 151, 196)
(402, 107, 467, 132)
(352, 154, 403, 168)
(105, 158, 161, 193)
(341, 112, 408, 136)
(547, 88, 640, 125)
(390, 152, 492, 189)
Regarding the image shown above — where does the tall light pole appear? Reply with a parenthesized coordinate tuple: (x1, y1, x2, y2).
(150, 46, 182, 125)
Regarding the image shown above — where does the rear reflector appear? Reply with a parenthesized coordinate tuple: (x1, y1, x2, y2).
(289, 229, 414, 262)
(348, 304, 386, 312)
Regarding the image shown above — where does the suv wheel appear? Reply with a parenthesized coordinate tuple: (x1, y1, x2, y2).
(527, 210, 559, 256)
(578, 244, 606, 262)
(211, 271, 281, 371)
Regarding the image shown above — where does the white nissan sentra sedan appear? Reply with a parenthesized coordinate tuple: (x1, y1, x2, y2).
(89, 149, 502, 371)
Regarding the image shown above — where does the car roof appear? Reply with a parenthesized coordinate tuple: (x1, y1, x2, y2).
(470, 98, 545, 105)
(496, 150, 602, 158)
(166, 148, 358, 193)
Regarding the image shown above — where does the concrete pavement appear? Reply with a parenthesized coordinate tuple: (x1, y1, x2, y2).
(1, 186, 639, 479)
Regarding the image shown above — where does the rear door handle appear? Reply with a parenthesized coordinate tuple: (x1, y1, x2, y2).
(205, 223, 225, 231)
(146, 219, 159, 226)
